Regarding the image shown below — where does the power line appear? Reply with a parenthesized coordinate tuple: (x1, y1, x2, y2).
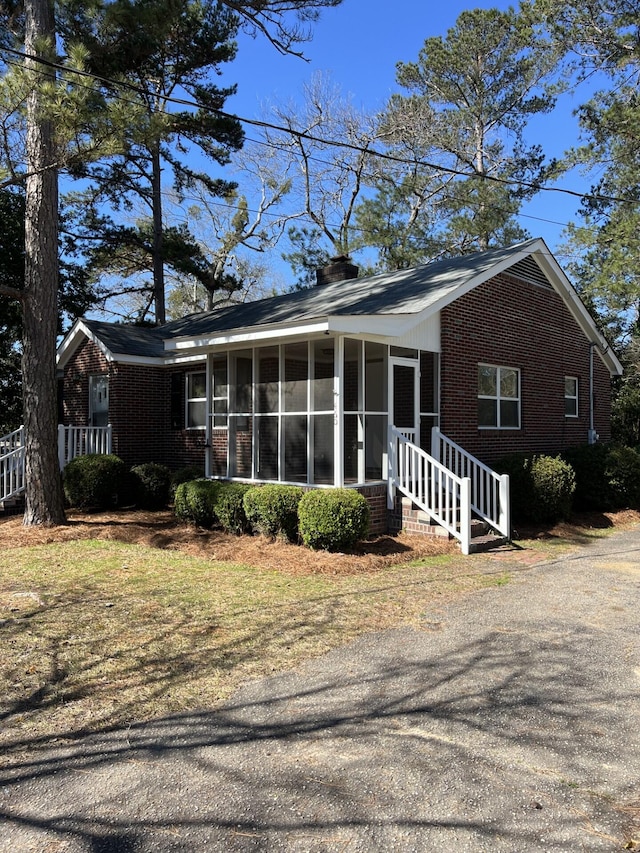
(0, 42, 636, 209)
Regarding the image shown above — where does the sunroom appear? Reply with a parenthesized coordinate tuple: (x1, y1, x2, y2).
(197, 337, 440, 489)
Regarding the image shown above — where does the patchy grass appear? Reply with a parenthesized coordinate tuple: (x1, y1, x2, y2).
(1, 506, 638, 765)
(0, 538, 498, 763)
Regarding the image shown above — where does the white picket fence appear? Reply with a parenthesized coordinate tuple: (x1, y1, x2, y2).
(0, 425, 112, 505)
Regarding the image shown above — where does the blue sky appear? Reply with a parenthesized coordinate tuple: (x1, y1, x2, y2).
(219, 0, 596, 261)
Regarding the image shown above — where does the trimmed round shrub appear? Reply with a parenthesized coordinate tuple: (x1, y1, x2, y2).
(170, 466, 205, 500)
(243, 485, 304, 541)
(606, 445, 640, 509)
(215, 483, 252, 534)
(130, 462, 172, 509)
(297, 488, 370, 551)
(174, 479, 220, 527)
(63, 453, 128, 510)
(494, 453, 575, 523)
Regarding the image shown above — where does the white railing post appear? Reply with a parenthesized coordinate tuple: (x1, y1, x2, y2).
(387, 424, 396, 509)
(499, 473, 510, 539)
(460, 476, 472, 556)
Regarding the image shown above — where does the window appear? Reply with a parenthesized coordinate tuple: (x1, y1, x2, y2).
(478, 365, 520, 429)
(186, 371, 206, 429)
(565, 377, 578, 417)
(89, 375, 109, 427)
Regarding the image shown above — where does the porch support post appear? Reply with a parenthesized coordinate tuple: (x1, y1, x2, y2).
(499, 473, 510, 539)
(205, 352, 212, 479)
(387, 423, 396, 509)
(334, 335, 344, 487)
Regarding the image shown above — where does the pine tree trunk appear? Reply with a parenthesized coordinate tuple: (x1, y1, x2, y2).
(22, 0, 66, 526)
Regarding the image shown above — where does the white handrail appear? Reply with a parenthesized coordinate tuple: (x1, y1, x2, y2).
(431, 427, 510, 538)
(388, 425, 471, 555)
(58, 425, 112, 468)
(0, 426, 26, 503)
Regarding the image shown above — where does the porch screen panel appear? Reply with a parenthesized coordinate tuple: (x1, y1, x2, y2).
(256, 416, 278, 480)
(312, 414, 334, 484)
(283, 342, 307, 412)
(343, 413, 360, 483)
(420, 351, 439, 451)
(365, 415, 386, 480)
(257, 346, 279, 413)
(365, 342, 386, 412)
(313, 340, 334, 412)
(343, 338, 362, 412)
(284, 415, 307, 482)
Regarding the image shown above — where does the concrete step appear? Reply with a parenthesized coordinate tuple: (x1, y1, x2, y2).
(0, 494, 25, 516)
(468, 533, 510, 553)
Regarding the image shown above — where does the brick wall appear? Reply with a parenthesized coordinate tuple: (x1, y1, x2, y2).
(440, 272, 613, 463)
(355, 484, 388, 535)
(62, 337, 110, 424)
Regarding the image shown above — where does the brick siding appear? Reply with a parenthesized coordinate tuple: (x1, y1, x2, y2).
(439, 272, 612, 464)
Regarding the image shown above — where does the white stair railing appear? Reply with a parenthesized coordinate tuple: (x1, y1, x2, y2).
(431, 427, 510, 539)
(0, 426, 26, 503)
(58, 425, 112, 468)
(388, 425, 472, 555)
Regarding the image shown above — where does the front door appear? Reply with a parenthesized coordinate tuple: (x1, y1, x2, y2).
(390, 359, 419, 443)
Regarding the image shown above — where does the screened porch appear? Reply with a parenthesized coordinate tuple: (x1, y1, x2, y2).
(204, 336, 439, 488)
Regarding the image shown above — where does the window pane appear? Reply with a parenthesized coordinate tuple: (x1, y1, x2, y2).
(478, 399, 497, 427)
(256, 416, 278, 479)
(283, 415, 307, 482)
(500, 400, 519, 428)
(189, 372, 206, 399)
(478, 365, 496, 396)
(365, 414, 386, 480)
(565, 397, 578, 417)
(390, 346, 418, 359)
(344, 339, 361, 412)
(313, 340, 334, 412)
(565, 377, 577, 396)
(283, 342, 308, 412)
(257, 347, 279, 413)
(500, 368, 518, 399)
(312, 414, 334, 484)
(188, 400, 206, 428)
(365, 342, 386, 411)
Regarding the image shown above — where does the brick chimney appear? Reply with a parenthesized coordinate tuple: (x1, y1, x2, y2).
(315, 255, 359, 286)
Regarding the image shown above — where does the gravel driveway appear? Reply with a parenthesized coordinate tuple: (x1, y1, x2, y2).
(1, 526, 639, 852)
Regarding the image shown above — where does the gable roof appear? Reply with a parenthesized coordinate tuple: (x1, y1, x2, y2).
(57, 239, 623, 375)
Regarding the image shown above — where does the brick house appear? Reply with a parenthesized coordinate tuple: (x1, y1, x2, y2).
(56, 238, 622, 551)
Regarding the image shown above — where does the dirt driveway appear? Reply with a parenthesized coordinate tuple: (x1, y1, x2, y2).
(1, 527, 639, 852)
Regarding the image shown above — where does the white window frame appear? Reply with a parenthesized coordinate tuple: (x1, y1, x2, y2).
(565, 376, 579, 418)
(186, 370, 207, 430)
(478, 364, 521, 430)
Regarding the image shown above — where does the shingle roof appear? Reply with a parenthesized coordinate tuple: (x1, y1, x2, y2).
(82, 319, 167, 359)
(162, 240, 540, 340)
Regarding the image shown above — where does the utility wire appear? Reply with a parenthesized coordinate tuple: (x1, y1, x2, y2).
(1, 43, 637, 209)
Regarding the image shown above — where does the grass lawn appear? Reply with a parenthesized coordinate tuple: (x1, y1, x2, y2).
(0, 536, 506, 761)
(2, 506, 637, 764)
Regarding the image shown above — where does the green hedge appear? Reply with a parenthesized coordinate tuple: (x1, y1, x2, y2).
(243, 485, 304, 541)
(297, 489, 370, 551)
(562, 443, 640, 511)
(130, 462, 172, 509)
(494, 453, 575, 523)
(62, 454, 128, 510)
(170, 466, 205, 500)
(174, 479, 220, 527)
(215, 483, 252, 534)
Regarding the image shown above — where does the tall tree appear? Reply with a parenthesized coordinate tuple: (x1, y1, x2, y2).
(360, 7, 558, 266)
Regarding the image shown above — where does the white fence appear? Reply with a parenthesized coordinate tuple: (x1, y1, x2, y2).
(0, 426, 26, 504)
(431, 427, 510, 539)
(1, 425, 112, 505)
